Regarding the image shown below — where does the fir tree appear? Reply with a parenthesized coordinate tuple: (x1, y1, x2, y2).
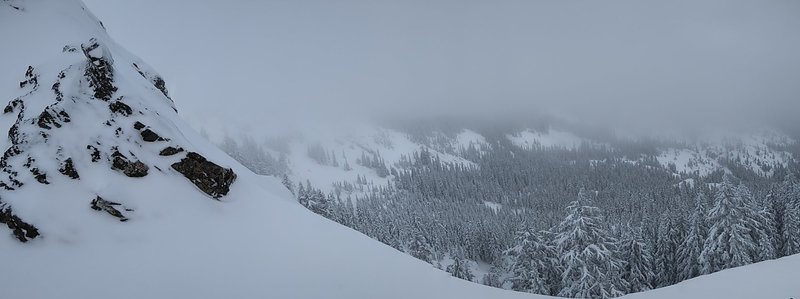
(507, 229, 560, 295)
(619, 227, 654, 293)
(555, 188, 626, 298)
(447, 256, 474, 282)
(678, 193, 707, 281)
(699, 176, 755, 274)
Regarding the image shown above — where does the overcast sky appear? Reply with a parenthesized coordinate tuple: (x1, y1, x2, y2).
(83, 0, 800, 134)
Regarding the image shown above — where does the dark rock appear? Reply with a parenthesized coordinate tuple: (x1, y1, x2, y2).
(3, 98, 22, 114)
(2, 145, 21, 161)
(90, 196, 130, 222)
(8, 123, 19, 145)
(37, 107, 70, 130)
(152, 76, 170, 99)
(140, 128, 166, 142)
(0, 205, 40, 242)
(133, 63, 172, 101)
(18, 66, 37, 88)
(37, 110, 58, 129)
(59, 158, 79, 179)
(109, 100, 132, 116)
(30, 168, 48, 184)
(82, 38, 117, 101)
(133, 121, 145, 130)
(159, 146, 183, 156)
(52, 81, 63, 101)
(110, 150, 149, 177)
(171, 152, 236, 199)
(124, 161, 149, 177)
(87, 145, 101, 162)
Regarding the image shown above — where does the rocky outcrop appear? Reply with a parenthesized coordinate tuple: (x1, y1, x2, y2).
(108, 99, 132, 116)
(159, 146, 183, 156)
(82, 38, 117, 101)
(0, 205, 39, 242)
(58, 158, 79, 179)
(110, 150, 148, 177)
(140, 129, 166, 142)
(171, 152, 236, 199)
(90, 196, 132, 222)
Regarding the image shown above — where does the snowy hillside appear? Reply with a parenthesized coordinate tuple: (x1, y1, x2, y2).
(622, 254, 800, 299)
(256, 124, 796, 196)
(653, 130, 795, 177)
(2, 1, 799, 299)
(0, 1, 535, 297)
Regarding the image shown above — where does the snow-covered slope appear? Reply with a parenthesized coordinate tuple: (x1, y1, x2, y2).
(622, 254, 800, 299)
(654, 130, 795, 176)
(0, 1, 534, 298)
(268, 126, 479, 195)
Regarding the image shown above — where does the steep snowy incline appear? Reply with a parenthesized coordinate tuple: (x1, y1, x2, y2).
(0, 1, 536, 298)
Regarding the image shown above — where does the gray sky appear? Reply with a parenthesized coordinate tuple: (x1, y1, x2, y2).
(83, 0, 800, 134)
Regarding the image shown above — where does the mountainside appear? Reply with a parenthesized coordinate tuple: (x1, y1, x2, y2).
(2, 1, 799, 299)
(0, 1, 533, 298)
(224, 123, 797, 197)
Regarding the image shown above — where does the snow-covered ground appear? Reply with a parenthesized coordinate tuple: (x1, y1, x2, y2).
(623, 254, 800, 299)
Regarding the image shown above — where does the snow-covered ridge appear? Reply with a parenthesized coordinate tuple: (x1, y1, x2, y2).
(654, 130, 795, 176)
(278, 127, 478, 195)
(0, 0, 237, 242)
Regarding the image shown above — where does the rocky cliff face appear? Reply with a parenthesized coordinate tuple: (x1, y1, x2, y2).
(0, 1, 237, 242)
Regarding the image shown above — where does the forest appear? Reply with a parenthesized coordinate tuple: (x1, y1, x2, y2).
(221, 127, 800, 298)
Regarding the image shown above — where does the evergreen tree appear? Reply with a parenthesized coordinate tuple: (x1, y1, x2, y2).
(507, 229, 560, 295)
(407, 218, 434, 263)
(619, 227, 654, 293)
(699, 176, 756, 274)
(555, 188, 626, 298)
(677, 193, 707, 281)
(654, 215, 683, 287)
(447, 257, 474, 282)
(779, 174, 800, 256)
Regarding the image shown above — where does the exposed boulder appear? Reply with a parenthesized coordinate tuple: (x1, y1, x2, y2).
(108, 99, 132, 116)
(110, 150, 148, 177)
(171, 152, 236, 199)
(0, 205, 39, 242)
(140, 128, 166, 142)
(87, 145, 101, 162)
(58, 158, 79, 179)
(90, 196, 132, 222)
(159, 146, 183, 156)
